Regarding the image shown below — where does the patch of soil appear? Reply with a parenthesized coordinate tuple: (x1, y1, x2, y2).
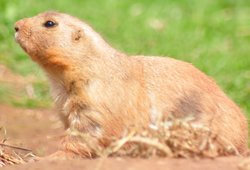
(0, 104, 248, 170)
(0, 104, 63, 156)
(1, 157, 244, 170)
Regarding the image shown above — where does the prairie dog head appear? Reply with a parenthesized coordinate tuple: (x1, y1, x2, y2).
(14, 11, 110, 65)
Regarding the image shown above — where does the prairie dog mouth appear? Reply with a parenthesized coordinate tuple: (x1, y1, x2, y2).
(15, 34, 28, 53)
(14, 32, 19, 43)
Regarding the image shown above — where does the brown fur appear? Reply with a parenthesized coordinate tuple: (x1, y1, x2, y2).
(14, 11, 248, 156)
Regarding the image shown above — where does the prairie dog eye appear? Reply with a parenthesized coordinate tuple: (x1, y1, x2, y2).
(44, 21, 57, 28)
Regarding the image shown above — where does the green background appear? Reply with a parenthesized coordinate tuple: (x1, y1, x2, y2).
(0, 0, 249, 118)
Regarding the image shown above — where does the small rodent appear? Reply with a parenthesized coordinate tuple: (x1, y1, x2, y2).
(14, 11, 248, 156)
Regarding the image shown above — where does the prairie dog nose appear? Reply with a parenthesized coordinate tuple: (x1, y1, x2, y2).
(14, 26, 19, 32)
(14, 20, 25, 32)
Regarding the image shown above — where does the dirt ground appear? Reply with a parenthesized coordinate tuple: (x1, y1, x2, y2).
(1, 104, 250, 170)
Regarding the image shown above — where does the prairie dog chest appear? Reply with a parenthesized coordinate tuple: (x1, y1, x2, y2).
(49, 78, 69, 111)
(49, 77, 105, 111)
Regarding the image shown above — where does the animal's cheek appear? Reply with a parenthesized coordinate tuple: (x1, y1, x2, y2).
(29, 34, 53, 52)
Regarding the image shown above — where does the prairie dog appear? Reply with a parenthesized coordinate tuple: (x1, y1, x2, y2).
(14, 11, 248, 155)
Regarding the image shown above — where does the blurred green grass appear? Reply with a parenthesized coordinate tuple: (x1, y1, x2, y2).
(0, 0, 249, 116)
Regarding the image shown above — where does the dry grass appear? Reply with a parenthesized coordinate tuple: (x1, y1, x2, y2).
(0, 117, 240, 167)
(0, 145, 25, 167)
(70, 117, 239, 159)
(0, 128, 36, 167)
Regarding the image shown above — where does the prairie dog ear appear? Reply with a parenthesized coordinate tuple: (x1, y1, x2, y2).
(72, 29, 84, 42)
